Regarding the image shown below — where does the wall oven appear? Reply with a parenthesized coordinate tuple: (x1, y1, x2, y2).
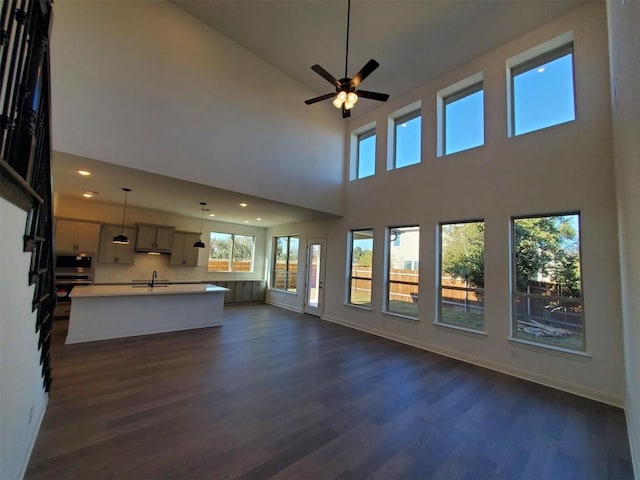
(54, 255, 95, 317)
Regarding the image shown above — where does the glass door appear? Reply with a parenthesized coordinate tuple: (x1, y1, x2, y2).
(304, 238, 325, 316)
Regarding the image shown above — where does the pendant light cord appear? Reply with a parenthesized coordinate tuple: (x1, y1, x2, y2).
(120, 189, 128, 234)
(344, 0, 351, 78)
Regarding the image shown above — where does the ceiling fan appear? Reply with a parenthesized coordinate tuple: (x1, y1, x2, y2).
(304, 0, 390, 119)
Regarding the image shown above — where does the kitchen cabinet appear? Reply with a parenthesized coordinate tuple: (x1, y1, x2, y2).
(234, 281, 253, 302)
(213, 281, 235, 304)
(170, 232, 201, 266)
(55, 219, 100, 254)
(136, 224, 174, 253)
(251, 281, 266, 302)
(98, 225, 137, 264)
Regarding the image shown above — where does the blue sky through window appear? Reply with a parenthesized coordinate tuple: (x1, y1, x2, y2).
(445, 90, 484, 155)
(358, 134, 375, 179)
(395, 115, 421, 168)
(514, 53, 575, 135)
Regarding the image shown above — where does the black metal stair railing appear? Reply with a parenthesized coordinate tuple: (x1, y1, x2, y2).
(0, 0, 54, 392)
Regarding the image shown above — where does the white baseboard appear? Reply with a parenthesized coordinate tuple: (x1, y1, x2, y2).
(18, 395, 48, 480)
(265, 299, 302, 313)
(322, 314, 624, 408)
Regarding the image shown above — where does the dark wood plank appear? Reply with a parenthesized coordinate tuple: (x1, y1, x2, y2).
(26, 305, 633, 480)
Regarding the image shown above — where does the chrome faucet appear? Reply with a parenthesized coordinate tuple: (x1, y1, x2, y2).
(150, 270, 158, 288)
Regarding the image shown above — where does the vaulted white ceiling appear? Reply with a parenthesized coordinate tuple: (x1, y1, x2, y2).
(173, 0, 584, 114)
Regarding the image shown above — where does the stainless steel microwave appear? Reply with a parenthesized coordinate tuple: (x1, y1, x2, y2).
(55, 255, 94, 270)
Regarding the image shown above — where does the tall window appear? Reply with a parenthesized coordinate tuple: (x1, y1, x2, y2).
(511, 44, 575, 136)
(357, 129, 376, 179)
(386, 226, 420, 318)
(208, 232, 255, 272)
(394, 111, 421, 168)
(348, 229, 373, 307)
(444, 83, 484, 155)
(439, 221, 485, 331)
(273, 235, 299, 293)
(512, 213, 584, 351)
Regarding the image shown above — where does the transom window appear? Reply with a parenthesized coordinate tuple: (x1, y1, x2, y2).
(511, 43, 575, 136)
(438, 221, 485, 331)
(273, 235, 299, 293)
(208, 232, 255, 272)
(357, 129, 376, 179)
(394, 111, 421, 168)
(444, 83, 484, 155)
(386, 226, 420, 318)
(348, 229, 373, 308)
(511, 213, 584, 351)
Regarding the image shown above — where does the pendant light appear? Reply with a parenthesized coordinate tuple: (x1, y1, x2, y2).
(193, 202, 207, 248)
(112, 187, 131, 244)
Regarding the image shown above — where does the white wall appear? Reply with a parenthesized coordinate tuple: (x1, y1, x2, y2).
(55, 196, 267, 283)
(50, 0, 345, 215)
(607, 0, 640, 471)
(269, 3, 626, 406)
(0, 198, 48, 480)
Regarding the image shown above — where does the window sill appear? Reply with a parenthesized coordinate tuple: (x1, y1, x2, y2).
(434, 321, 487, 337)
(382, 311, 419, 322)
(508, 337, 591, 360)
(344, 303, 372, 312)
(270, 289, 297, 297)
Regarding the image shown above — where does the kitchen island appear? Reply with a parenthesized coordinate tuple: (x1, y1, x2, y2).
(66, 284, 229, 344)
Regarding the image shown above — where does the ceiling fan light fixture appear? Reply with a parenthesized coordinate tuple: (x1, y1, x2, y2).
(344, 91, 358, 109)
(333, 90, 347, 108)
(304, 0, 389, 117)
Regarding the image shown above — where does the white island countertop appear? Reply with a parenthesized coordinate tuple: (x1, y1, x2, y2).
(71, 284, 228, 298)
(67, 284, 229, 344)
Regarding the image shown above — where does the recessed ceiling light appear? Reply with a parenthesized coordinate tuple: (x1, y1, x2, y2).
(208, 213, 215, 217)
(77, 170, 91, 176)
(256, 217, 262, 221)
(537, 67, 545, 73)
(244, 220, 249, 223)
(240, 202, 248, 207)
(82, 191, 99, 198)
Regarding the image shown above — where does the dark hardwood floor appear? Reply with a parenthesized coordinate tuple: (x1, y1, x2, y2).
(26, 305, 632, 479)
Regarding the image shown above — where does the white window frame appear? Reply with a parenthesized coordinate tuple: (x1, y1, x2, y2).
(347, 229, 374, 309)
(272, 235, 299, 294)
(349, 122, 377, 181)
(384, 225, 420, 320)
(437, 220, 485, 333)
(392, 109, 421, 169)
(436, 72, 484, 157)
(208, 232, 255, 272)
(506, 31, 575, 137)
(442, 82, 484, 156)
(510, 212, 586, 353)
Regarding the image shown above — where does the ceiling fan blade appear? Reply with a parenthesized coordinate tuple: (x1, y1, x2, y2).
(357, 90, 390, 102)
(304, 93, 336, 105)
(311, 64, 341, 88)
(351, 59, 380, 87)
(342, 107, 351, 119)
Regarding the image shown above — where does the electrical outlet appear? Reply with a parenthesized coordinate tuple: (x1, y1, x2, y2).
(28, 405, 34, 424)
(510, 349, 519, 359)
